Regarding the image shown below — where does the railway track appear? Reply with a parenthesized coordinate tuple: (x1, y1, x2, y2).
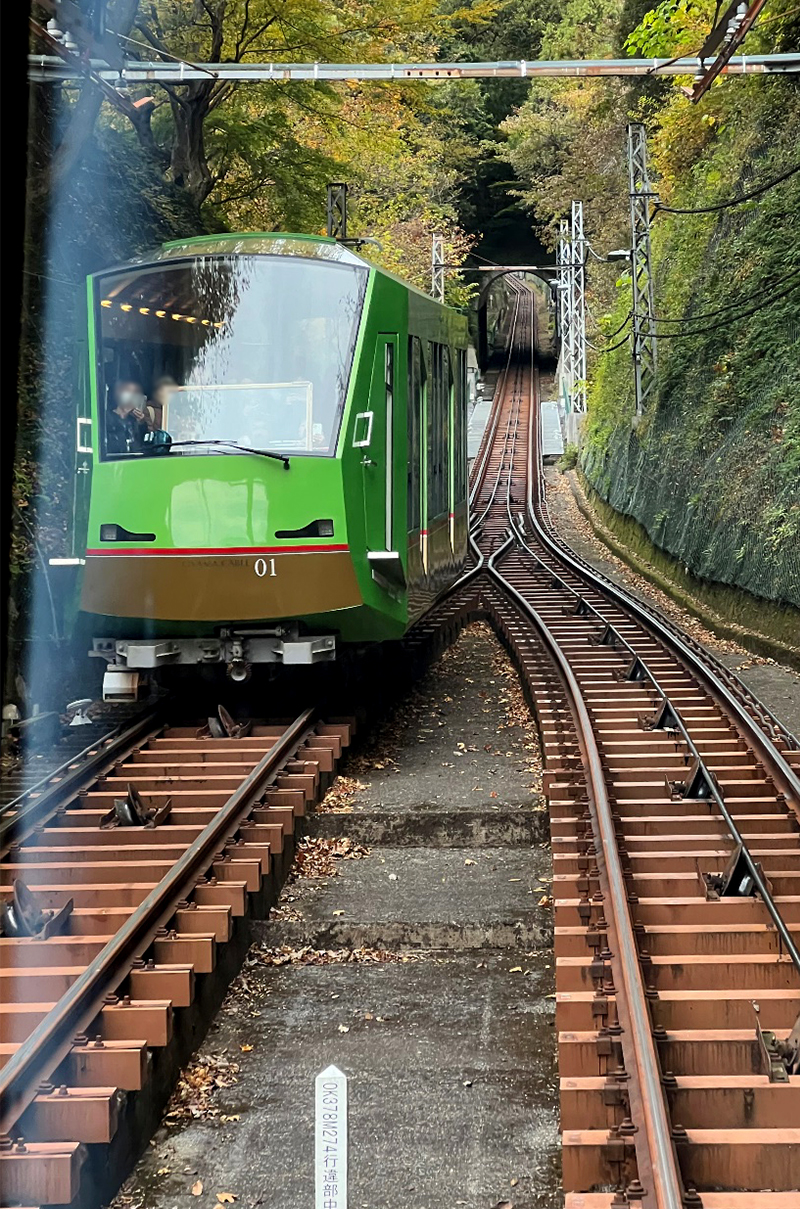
(450, 283, 800, 1207)
(0, 706, 353, 1207)
(3, 280, 800, 1209)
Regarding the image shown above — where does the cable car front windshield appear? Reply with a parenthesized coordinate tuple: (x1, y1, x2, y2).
(95, 254, 368, 459)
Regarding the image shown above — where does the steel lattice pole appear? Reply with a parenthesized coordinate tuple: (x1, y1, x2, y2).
(627, 123, 658, 415)
(431, 234, 445, 303)
(558, 220, 573, 412)
(571, 200, 587, 413)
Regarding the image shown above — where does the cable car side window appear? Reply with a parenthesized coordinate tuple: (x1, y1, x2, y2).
(94, 255, 368, 460)
(407, 336, 423, 533)
(427, 342, 449, 521)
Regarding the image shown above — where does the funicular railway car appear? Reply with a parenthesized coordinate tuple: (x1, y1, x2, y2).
(75, 233, 471, 694)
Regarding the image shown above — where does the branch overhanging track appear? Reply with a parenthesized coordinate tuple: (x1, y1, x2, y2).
(427, 283, 800, 1207)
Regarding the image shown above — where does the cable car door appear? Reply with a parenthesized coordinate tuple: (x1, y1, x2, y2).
(353, 334, 403, 592)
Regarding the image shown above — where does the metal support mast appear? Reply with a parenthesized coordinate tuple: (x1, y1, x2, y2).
(557, 220, 574, 413)
(627, 123, 658, 415)
(557, 221, 569, 349)
(570, 200, 587, 414)
(431, 234, 445, 303)
(327, 183, 348, 240)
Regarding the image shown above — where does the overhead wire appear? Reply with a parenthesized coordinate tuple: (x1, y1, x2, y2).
(593, 308, 633, 339)
(653, 161, 800, 215)
(641, 271, 800, 339)
(652, 263, 800, 323)
(586, 265, 800, 351)
(588, 329, 632, 353)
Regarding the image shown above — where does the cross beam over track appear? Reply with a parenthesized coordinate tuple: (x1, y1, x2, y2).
(28, 53, 800, 83)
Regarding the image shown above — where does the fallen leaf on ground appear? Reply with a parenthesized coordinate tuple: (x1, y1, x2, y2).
(240, 1044, 253, 1053)
(217, 1194, 237, 1204)
(290, 836, 370, 880)
(164, 1053, 240, 1124)
(317, 776, 369, 813)
(509, 966, 522, 973)
(255, 945, 416, 968)
(191, 1181, 203, 1196)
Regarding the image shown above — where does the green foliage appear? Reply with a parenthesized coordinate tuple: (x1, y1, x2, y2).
(623, 0, 711, 57)
(583, 77, 800, 605)
(558, 443, 579, 471)
(499, 0, 800, 606)
(18, 0, 800, 620)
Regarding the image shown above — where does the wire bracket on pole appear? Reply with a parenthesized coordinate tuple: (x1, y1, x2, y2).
(686, 0, 768, 101)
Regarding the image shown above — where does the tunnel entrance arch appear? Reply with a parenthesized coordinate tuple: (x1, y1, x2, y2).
(473, 265, 558, 371)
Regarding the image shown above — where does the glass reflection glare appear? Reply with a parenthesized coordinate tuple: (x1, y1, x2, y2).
(96, 255, 367, 458)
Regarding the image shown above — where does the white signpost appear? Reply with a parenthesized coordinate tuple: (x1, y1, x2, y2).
(315, 1065, 348, 1209)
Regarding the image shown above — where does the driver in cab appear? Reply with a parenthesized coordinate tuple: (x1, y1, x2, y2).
(106, 380, 150, 454)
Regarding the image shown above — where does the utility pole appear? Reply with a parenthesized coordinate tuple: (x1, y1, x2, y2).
(570, 200, 587, 414)
(627, 123, 658, 416)
(326, 183, 348, 240)
(431, 234, 445, 303)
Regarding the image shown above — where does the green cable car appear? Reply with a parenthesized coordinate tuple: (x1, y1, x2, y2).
(75, 232, 471, 695)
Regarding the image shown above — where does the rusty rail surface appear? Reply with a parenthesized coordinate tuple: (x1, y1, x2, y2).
(452, 283, 800, 1206)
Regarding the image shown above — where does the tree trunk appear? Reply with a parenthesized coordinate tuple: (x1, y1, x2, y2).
(170, 85, 215, 206)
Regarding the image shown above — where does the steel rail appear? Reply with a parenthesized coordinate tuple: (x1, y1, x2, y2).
(486, 539, 685, 1209)
(536, 469, 800, 753)
(471, 364, 525, 535)
(510, 426, 800, 978)
(525, 391, 800, 821)
(517, 290, 800, 969)
(549, 494, 800, 754)
(0, 708, 164, 849)
(28, 53, 800, 83)
(0, 706, 317, 1137)
(454, 282, 526, 590)
(0, 726, 121, 820)
(469, 288, 523, 511)
(471, 293, 684, 1206)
